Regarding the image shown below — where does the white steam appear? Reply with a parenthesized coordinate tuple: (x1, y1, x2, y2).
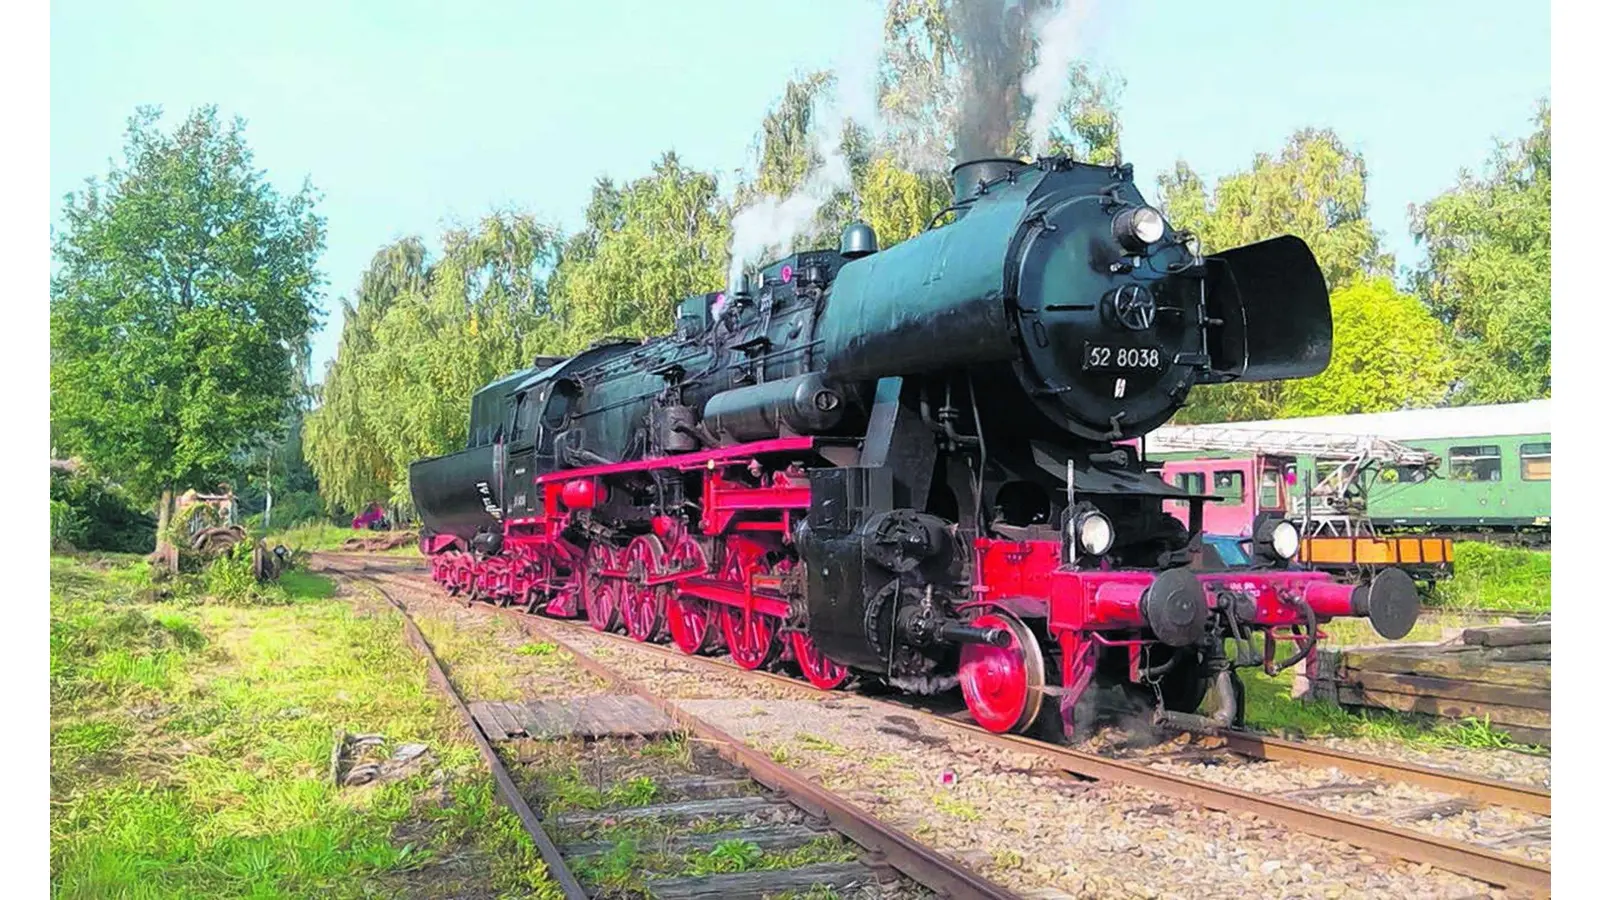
(725, 28, 882, 292)
(1022, 0, 1097, 157)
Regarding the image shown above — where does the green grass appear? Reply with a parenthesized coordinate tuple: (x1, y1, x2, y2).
(50, 553, 563, 899)
(535, 767, 661, 815)
(406, 605, 603, 702)
(1432, 541, 1551, 613)
(1232, 641, 1546, 755)
(929, 793, 980, 821)
(681, 835, 854, 876)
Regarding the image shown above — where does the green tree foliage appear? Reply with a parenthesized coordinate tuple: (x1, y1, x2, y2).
(304, 239, 428, 511)
(51, 107, 325, 519)
(858, 156, 953, 248)
(1409, 100, 1551, 403)
(1278, 276, 1455, 416)
(739, 73, 843, 202)
(1161, 129, 1397, 423)
(549, 153, 730, 350)
(304, 214, 561, 510)
(1158, 129, 1392, 291)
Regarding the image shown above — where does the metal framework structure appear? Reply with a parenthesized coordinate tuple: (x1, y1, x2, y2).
(1149, 426, 1440, 537)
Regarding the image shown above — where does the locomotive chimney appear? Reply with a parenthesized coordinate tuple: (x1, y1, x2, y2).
(950, 158, 1026, 219)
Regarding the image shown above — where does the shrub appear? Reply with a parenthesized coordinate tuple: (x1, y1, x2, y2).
(50, 469, 156, 553)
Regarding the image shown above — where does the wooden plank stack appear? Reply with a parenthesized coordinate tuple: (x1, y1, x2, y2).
(1307, 623, 1550, 747)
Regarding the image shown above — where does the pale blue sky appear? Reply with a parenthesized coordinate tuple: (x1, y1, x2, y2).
(50, 1, 1551, 379)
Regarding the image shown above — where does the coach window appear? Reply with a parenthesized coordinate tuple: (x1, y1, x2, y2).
(1520, 442, 1551, 481)
(1213, 470, 1245, 506)
(1449, 445, 1502, 482)
(1173, 472, 1205, 495)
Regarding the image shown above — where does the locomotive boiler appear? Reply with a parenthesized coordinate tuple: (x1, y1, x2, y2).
(410, 156, 1420, 739)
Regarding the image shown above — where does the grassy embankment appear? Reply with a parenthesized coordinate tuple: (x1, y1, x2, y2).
(266, 522, 421, 557)
(1428, 540, 1550, 613)
(50, 552, 560, 899)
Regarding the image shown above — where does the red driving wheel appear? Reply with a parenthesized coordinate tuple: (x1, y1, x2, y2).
(583, 542, 619, 633)
(664, 534, 717, 656)
(621, 535, 668, 642)
(718, 543, 780, 670)
(788, 630, 852, 690)
(958, 611, 1047, 734)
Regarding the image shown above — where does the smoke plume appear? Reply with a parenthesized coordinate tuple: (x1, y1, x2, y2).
(725, 27, 881, 291)
(1021, 0, 1097, 157)
(950, 0, 1042, 161)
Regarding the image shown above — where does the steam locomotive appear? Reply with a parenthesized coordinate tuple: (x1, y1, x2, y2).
(410, 156, 1420, 740)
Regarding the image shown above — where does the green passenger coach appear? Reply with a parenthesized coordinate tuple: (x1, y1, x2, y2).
(1146, 401, 1550, 538)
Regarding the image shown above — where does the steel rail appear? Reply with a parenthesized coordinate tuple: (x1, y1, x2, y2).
(341, 561, 1023, 900)
(1214, 730, 1549, 815)
(345, 559, 1552, 896)
(327, 566, 589, 900)
(508, 614, 1023, 900)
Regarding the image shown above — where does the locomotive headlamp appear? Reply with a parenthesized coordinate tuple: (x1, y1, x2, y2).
(1269, 520, 1300, 561)
(1075, 510, 1115, 556)
(1114, 206, 1167, 252)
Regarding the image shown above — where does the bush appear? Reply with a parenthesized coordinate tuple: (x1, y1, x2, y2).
(199, 547, 296, 606)
(50, 470, 155, 554)
(268, 491, 326, 529)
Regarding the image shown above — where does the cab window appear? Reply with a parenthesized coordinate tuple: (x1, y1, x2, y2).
(1258, 470, 1283, 509)
(1171, 472, 1205, 495)
(543, 385, 573, 429)
(1520, 442, 1551, 481)
(1449, 445, 1502, 482)
(510, 392, 537, 443)
(1212, 470, 1245, 506)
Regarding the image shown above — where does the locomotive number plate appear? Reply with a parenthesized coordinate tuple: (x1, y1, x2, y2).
(1083, 345, 1162, 371)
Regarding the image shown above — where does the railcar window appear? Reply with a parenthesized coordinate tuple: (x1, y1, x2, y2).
(1173, 472, 1205, 494)
(1380, 464, 1428, 484)
(1520, 442, 1551, 481)
(1213, 470, 1245, 506)
(1449, 445, 1502, 482)
(1259, 470, 1283, 509)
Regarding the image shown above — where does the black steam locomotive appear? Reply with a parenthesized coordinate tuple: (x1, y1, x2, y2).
(411, 156, 1418, 739)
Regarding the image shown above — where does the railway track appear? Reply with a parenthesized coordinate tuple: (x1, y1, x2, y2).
(323, 554, 1552, 896)
(326, 561, 1021, 900)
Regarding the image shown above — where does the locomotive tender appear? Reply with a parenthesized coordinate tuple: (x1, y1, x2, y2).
(410, 156, 1421, 739)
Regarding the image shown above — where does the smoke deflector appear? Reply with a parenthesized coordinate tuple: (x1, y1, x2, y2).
(1199, 234, 1334, 384)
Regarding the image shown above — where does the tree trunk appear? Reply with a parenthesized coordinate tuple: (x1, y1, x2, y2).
(152, 487, 177, 574)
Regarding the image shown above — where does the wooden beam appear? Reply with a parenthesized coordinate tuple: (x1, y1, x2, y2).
(1342, 670, 1549, 711)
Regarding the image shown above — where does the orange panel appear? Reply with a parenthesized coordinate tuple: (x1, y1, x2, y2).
(1355, 540, 1395, 564)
